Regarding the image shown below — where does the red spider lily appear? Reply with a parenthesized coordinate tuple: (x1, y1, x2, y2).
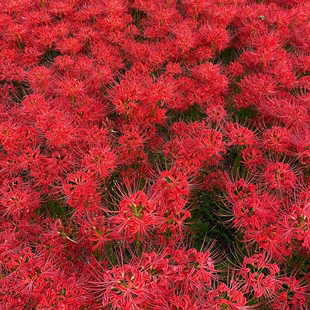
(241, 146, 264, 170)
(81, 145, 116, 180)
(0, 179, 40, 221)
(264, 162, 296, 191)
(272, 276, 308, 310)
(236, 253, 281, 298)
(225, 123, 256, 147)
(87, 264, 154, 309)
(63, 171, 101, 215)
(206, 282, 248, 310)
(1, 0, 310, 308)
(262, 126, 292, 154)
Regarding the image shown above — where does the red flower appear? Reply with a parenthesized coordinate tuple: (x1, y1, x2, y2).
(264, 162, 296, 191)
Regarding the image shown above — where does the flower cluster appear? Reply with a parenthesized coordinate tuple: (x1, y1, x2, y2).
(0, 0, 309, 308)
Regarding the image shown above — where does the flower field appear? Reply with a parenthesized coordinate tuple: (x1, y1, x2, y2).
(0, 0, 309, 308)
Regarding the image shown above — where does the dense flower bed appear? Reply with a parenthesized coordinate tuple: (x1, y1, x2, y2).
(0, 0, 309, 308)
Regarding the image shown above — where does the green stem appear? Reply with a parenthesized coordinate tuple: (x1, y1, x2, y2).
(305, 167, 310, 182)
(151, 103, 158, 118)
(182, 53, 185, 67)
(109, 241, 116, 265)
(94, 248, 99, 260)
(194, 8, 198, 21)
(233, 146, 242, 178)
(136, 232, 141, 258)
(136, 11, 141, 27)
(16, 35, 23, 51)
(124, 112, 128, 124)
(48, 200, 57, 218)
